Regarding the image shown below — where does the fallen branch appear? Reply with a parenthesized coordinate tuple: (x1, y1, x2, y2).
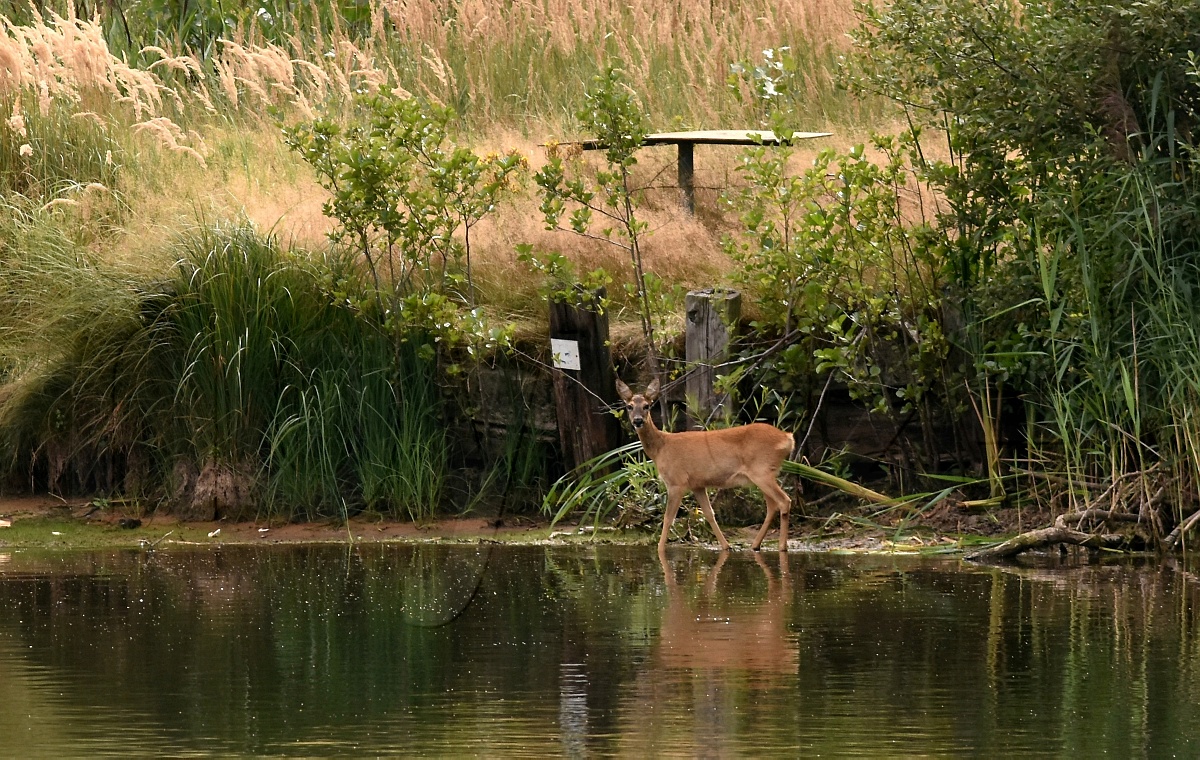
(1163, 509, 1200, 551)
(965, 526, 1124, 562)
(1053, 509, 1141, 531)
(1009, 467, 1104, 489)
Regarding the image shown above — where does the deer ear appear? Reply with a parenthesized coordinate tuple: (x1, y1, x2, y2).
(615, 378, 633, 402)
(644, 377, 660, 402)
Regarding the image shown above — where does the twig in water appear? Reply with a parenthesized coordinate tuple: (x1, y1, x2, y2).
(141, 530, 174, 550)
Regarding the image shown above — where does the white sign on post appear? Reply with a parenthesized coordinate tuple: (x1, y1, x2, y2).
(550, 338, 581, 371)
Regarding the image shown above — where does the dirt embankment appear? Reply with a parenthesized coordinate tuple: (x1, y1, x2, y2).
(0, 492, 1024, 554)
(0, 495, 551, 550)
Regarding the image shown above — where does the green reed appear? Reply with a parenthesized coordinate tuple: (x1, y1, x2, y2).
(0, 197, 151, 489)
(1035, 142, 1200, 528)
(0, 217, 450, 519)
(165, 224, 449, 520)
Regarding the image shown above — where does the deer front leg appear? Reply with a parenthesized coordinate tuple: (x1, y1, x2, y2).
(660, 486, 684, 551)
(778, 499, 790, 553)
(694, 489, 730, 551)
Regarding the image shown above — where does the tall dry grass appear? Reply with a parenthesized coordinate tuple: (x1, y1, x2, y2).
(0, 9, 203, 205)
(377, 0, 859, 129)
(0, 2, 874, 325)
(126, 0, 861, 133)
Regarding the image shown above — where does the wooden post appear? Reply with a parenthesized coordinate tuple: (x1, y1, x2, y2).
(549, 288, 622, 470)
(677, 142, 695, 214)
(685, 289, 741, 425)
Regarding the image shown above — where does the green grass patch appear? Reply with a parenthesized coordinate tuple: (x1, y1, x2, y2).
(0, 517, 209, 551)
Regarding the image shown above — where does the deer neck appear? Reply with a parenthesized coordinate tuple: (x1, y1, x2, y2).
(636, 413, 668, 459)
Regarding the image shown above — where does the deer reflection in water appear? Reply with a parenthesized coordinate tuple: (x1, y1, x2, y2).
(655, 548, 798, 679)
(620, 549, 799, 756)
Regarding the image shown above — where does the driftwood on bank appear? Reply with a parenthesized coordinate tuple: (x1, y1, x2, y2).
(1052, 509, 1143, 532)
(965, 525, 1125, 561)
(1163, 508, 1200, 551)
(965, 509, 1141, 562)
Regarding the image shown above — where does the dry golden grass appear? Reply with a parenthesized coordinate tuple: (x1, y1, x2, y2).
(108, 126, 336, 270)
(380, 0, 858, 121)
(0, 0, 912, 336)
(468, 136, 744, 320)
(0, 8, 160, 116)
(428, 0, 858, 58)
(208, 130, 334, 249)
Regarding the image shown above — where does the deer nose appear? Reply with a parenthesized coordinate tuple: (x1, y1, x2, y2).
(631, 415, 644, 428)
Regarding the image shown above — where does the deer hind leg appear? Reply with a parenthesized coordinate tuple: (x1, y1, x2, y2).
(750, 476, 791, 552)
(660, 486, 684, 551)
(694, 489, 730, 551)
(765, 479, 792, 552)
(750, 494, 779, 552)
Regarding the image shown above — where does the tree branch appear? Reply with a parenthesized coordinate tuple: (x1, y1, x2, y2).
(966, 525, 1124, 562)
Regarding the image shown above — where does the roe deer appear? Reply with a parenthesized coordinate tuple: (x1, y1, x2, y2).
(616, 377, 794, 552)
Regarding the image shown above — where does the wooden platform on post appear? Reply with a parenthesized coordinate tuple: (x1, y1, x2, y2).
(569, 129, 833, 214)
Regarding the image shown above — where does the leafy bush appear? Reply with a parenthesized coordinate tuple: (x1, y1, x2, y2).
(847, 0, 1200, 526)
(285, 90, 524, 372)
(722, 131, 956, 470)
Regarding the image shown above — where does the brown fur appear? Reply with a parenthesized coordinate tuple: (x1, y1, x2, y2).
(616, 377, 794, 552)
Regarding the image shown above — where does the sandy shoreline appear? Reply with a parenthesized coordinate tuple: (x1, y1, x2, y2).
(0, 493, 978, 554)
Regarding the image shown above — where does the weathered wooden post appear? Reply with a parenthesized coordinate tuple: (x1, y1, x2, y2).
(549, 288, 622, 470)
(685, 288, 741, 425)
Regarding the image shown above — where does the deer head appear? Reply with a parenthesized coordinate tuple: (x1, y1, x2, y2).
(615, 377, 659, 431)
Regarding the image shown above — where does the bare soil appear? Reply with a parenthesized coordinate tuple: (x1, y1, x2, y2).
(0, 492, 1031, 553)
(0, 495, 549, 549)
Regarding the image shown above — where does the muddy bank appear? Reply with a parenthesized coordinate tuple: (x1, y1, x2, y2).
(0, 494, 1015, 555)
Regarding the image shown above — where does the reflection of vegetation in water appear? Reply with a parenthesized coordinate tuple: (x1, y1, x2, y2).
(0, 548, 1198, 754)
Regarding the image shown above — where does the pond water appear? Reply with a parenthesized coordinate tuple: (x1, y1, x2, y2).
(0, 544, 1197, 757)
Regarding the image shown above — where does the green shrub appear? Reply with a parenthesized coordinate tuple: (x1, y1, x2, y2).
(0, 216, 451, 520)
(722, 131, 956, 471)
(848, 0, 1200, 527)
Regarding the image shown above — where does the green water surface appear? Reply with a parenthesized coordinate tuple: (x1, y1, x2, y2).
(0, 545, 1196, 757)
